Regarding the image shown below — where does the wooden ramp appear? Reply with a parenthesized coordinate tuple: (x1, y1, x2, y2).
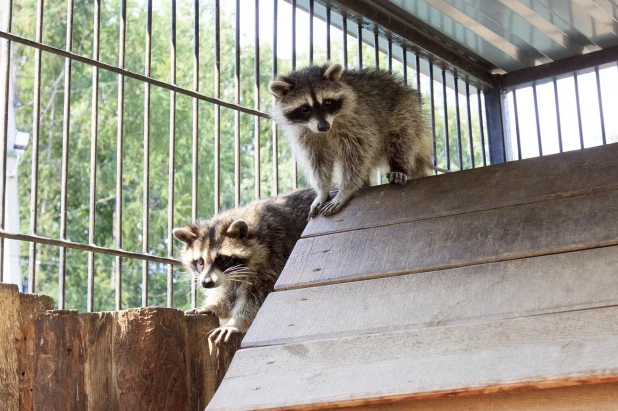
(208, 144, 618, 410)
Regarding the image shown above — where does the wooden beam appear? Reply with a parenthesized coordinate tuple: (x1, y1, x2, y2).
(278, 189, 618, 290)
(208, 307, 618, 410)
(245, 246, 618, 347)
(0, 284, 21, 410)
(501, 46, 618, 89)
(303, 144, 618, 238)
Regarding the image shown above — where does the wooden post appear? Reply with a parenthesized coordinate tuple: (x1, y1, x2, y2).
(0, 284, 21, 410)
(112, 308, 189, 411)
(33, 310, 87, 411)
(484, 88, 509, 164)
(17, 292, 54, 410)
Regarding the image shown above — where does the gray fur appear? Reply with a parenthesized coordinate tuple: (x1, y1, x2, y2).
(270, 62, 433, 217)
(173, 188, 315, 343)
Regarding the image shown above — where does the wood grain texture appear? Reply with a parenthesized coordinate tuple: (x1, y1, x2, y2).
(33, 310, 87, 411)
(303, 143, 618, 237)
(0, 284, 20, 411)
(113, 308, 189, 411)
(245, 246, 618, 347)
(16, 292, 53, 410)
(207, 307, 618, 411)
(352, 381, 618, 410)
(278, 189, 618, 290)
(79, 312, 116, 410)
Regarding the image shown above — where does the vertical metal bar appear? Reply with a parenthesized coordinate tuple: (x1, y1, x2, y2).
(373, 29, 378, 69)
(532, 84, 543, 156)
(309, 0, 314, 65)
(167, 0, 177, 308)
(272, 0, 278, 195)
(254, 0, 260, 200)
(484, 89, 506, 164)
(573, 73, 584, 149)
(357, 21, 362, 69)
(214, 0, 220, 213)
(595, 66, 606, 145)
(115, 0, 127, 310)
(342, 16, 347, 68)
(429, 63, 436, 169)
(291, 0, 296, 70)
(234, 0, 241, 205)
(326, 6, 331, 61)
(402, 47, 407, 83)
(454, 75, 463, 170)
(512, 89, 522, 160)
(191, 0, 199, 308)
(58, 0, 75, 309)
(415, 53, 420, 92)
(477, 90, 487, 166)
(553, 78, 563, 153)
(291, 0, 297, 189)
(465, 82, 475, 168)
(87, 0, 101, 312)
(387, 37, 392, 73)
(442, 69, 450, 170)
(141, 0, 152, 308)
(0, 0, 14, 283)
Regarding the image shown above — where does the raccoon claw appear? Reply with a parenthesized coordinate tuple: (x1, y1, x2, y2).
(321, 197, 346, 216)
(309, 195, 328, 220)
(387, 171, 408, 185)
(185, 307, 215, 316)
(207, 326, 242, 353)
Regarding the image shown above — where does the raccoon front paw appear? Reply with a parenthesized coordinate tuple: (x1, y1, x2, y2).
(320, 194, 347, 216)
(387, 171, 408, 185)
(185, 306, 216, 316)
(309, 194, 328, 220)
(207, 326, 242, 352)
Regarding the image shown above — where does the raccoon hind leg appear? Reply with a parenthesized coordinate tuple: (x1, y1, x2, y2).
(386, 128, 432, 184)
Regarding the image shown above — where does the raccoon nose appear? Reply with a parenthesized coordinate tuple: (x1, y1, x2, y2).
(201, 278, 215, 289)
(317, 120, 330, 132)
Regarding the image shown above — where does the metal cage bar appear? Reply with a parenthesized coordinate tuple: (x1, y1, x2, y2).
(429, 62, 437, 170)
(214, 0, 221, 213)
(453, 75, 463, 170)
(57, 0, 75, 309)
(573, 73, 584, 149)
(357, 20, 362, 69)
(272, 0, 279, 196)
(254, 0, 260, 201)
(465, 82, 475, 168)
(326, 6, 331, 60)
(167, 0, 177, 308)
(309, 0, 314, 65)
(291, 0, 298, 189)
(115, 0, 127, 310)
(442, 68, 450, 170)
(235, 0, 241, 206)
(0, 0, 14, 283)
(512, 89, 522, 160)
(595, 67, 606, 145)
(87, 0, 101, 312)
(532, 84, 543, 157)
(402, 47, 407, 83)
(553, 78, 563, 153)
(477, 91, 487, 166)
(190, 0, 199, 309)
(142, 0, 153, 308)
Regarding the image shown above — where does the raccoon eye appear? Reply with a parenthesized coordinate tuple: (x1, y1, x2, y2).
(194, 257, 205, 272)
(300, 105, 310, 113)
(323, 99, 332, 107)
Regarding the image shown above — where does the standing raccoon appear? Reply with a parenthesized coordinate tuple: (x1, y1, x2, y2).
(173, 188, 315, 345)
(270, 62, 433, 217)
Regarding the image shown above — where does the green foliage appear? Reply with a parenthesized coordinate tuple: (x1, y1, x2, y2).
(12, 0, 485, 311)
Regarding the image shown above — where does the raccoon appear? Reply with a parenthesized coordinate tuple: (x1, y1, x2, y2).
(173, 187, 315, 346)
(270, 62, 433, 218)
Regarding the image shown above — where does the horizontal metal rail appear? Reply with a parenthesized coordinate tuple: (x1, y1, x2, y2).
(0, 230, 181, 266)
(0, 30, 270, 119)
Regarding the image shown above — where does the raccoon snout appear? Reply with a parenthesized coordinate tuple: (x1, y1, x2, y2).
(317, 120, 330, 132)
(201, 277, 215, 288)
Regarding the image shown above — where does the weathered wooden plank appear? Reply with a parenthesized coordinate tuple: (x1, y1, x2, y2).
(16, 292, 53, 410)
(303, 143, 618, 238)
(278, 189, 618, 290)
(112, 308, 188, 411)
(0, 284, 21, 410)
(245, 246, 618, 347)
(186, 314, 221, 411)
(79, 312, 116, 410)
(352, 382, 618, 410)
(33, 310, 87, 411)
(207, 307, 618, 411)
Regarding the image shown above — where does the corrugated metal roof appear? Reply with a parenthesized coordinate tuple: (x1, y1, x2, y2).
(385, 0, 618, 73)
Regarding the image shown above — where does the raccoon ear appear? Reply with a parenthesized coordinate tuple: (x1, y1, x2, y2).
(173, 227, 197, 245)
(323, 63, 343, 81)
(269, 81, 292, 98)
(226, 219, 249, 239)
